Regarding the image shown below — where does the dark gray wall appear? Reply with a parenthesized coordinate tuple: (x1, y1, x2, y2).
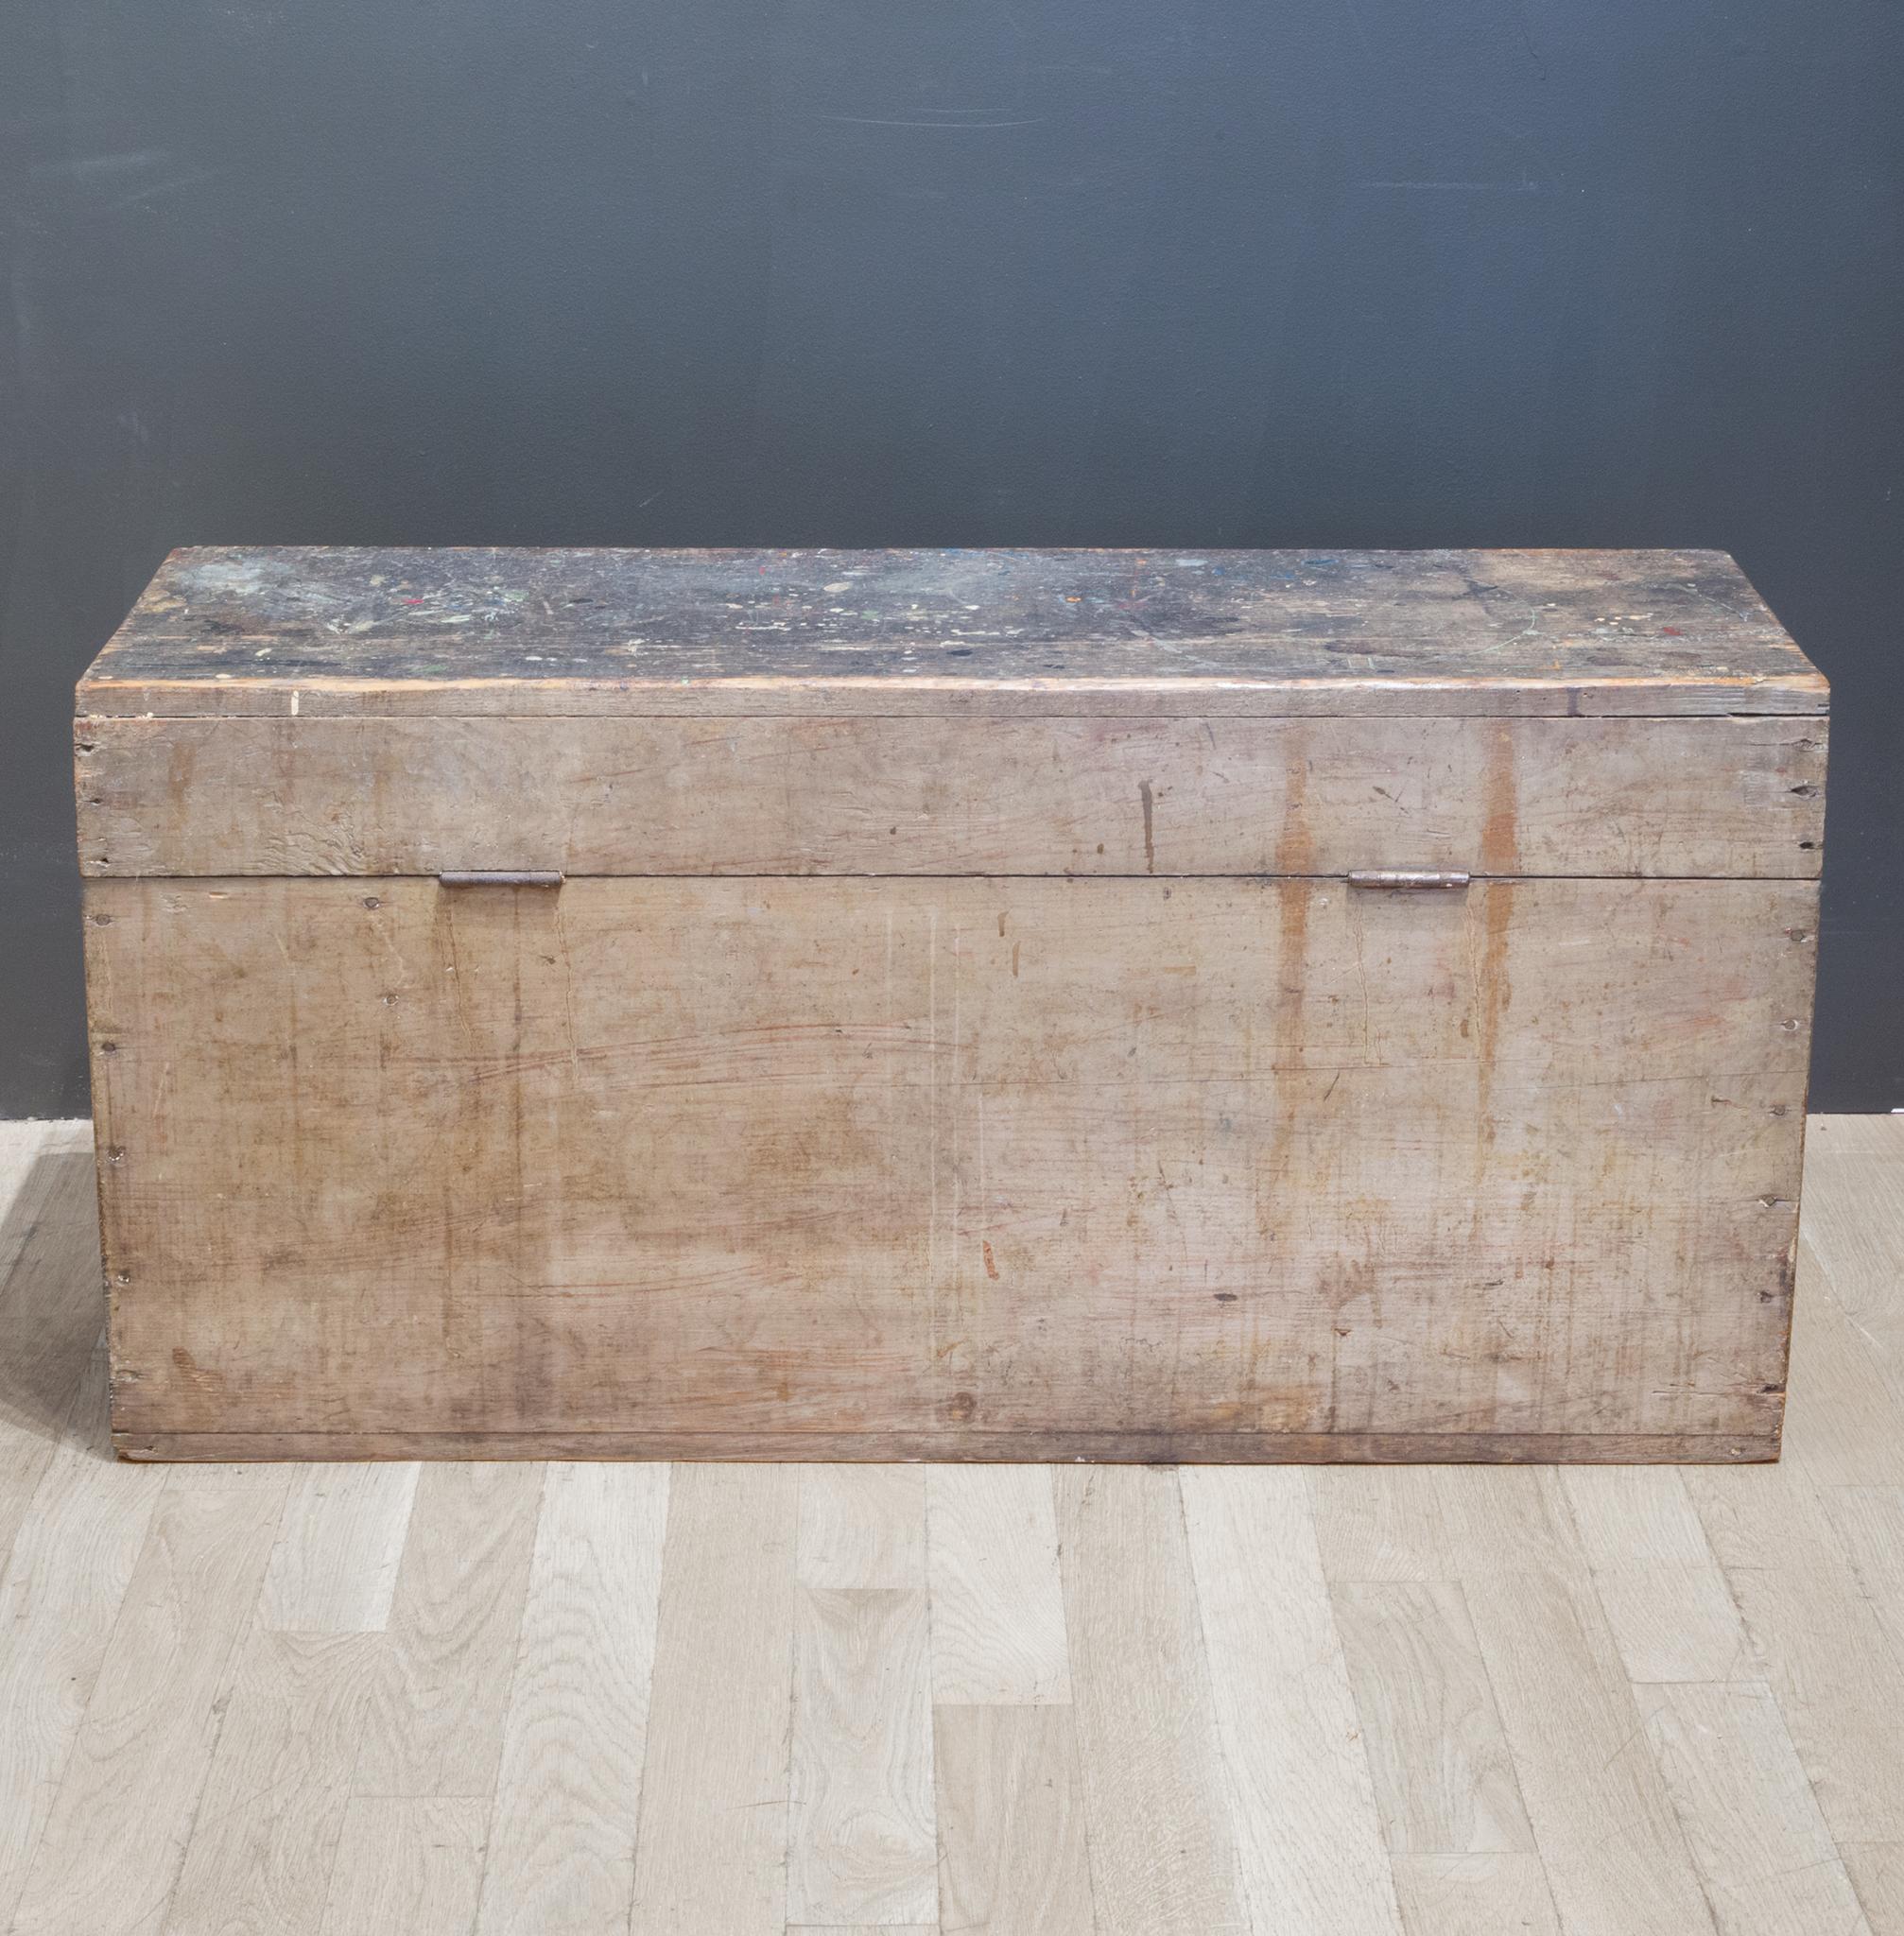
(4, 0, 1900, 1115)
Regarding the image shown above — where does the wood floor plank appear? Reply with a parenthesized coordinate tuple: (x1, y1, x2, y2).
(352, 1461, 544, 1798)
(258, 1462, 421, 1632)
(0, 1121, 94, 1263)
(631, 1463, 798, 1936)
(1688, 1465, 1904, 1846)
(1331, 1579, 1535, 1855)
(1796, 1118, 1904, 1283)
(0, 1124, 107, 1581)
(162, 1630, 380, 1936)
(799, 1466, 926, 1589)
(1637, 1680, 1870, 1936)
(1804, 1115, 1904, 1161)
(934, 1704, 1092, 1936)
(1182, 1469, 1404, 1934)
(926, 1467, 1069, 1705)
(1816, 1486, 1904, 1668)
(1313, 1467, 1456, 1582)
(1794, 1121, 1904, 1424)
(1562, 1467, 1753, 1682)
(1840, 1845, 1904, 1936)
(1056, 1464, 1249, 1936)
(788, 1588, 937, 1927)
(9, 1472, 289, 1936)
(318, 1796, 487, 1935)
(1390, 1854, 1561, 1936)
(476, 1463, 669, 1936)
(1781, 1246, 1904, 1487)
(1313, 1464, 1581, 1586)
(0, 1342, 162, 1933)
(1449, 1507, 1717, 1936)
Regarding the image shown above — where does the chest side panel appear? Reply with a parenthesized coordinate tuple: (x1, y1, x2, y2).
(90, 875, 1813, 1457)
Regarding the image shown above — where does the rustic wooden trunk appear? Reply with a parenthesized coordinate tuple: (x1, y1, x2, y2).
(78, 548, 1826, 1462)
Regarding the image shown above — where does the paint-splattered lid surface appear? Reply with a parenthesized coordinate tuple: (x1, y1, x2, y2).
(78, 546, 1825, 718)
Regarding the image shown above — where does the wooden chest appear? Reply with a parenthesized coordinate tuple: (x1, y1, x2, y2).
(78, 547, 1826, 1462)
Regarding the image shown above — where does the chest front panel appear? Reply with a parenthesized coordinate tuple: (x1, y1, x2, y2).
(89, 873, 1813, 1459)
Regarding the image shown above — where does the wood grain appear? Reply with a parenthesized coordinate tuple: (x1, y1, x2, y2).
(318, 1797, 486, 1936)
(0, 1344, 161, 1932)
(1056, 1465, 1250, 1935)
(91, 873, 1813, 1459)
(1389, 1854, 1561, 1936)
(1182, 1469, 1404, 1933)
(933, 1705, 1093, 1936)
(926, 1467, 1069, 1704)
(1799, 1118, 1904, 1294)
(630, 1463, 798, 1936)
(1780, 1251, 1904, 1486)
(799, 1466, 926, 1589)
(1314, 1464, 1589, 1586)
(79, 712, 1826, 880)
(788, 1589, 938, 1926)
(1839, 1844, 1904, 1935)
(9, 1475, 289, 1936)
(352, 1462, 543, 1798)
(1688, 1464, 1904, 1846)
(1638, 1680, 1871, 1936)
(1462, 1565, 1718, 1935)
(1815, 1486, 1904, 1669)
(1321, 1467, 1719, 1935)
(0, 1128, 106, 1569)
(1331, 1579, 1535, 1855)
(476, 1463, 668, 1936)
(259, 1462, 420, 1632)
(1790, 1125, 1904, 1470)
(1562, 1467, 1752, 1682)
(162, 1631, 380, 1936)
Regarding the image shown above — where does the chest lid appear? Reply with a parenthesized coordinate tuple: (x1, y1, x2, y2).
(79, 545, 1825, 719)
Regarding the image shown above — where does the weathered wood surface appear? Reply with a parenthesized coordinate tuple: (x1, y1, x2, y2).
(77, 546, 1827, 717)
(77, 713, 1826, 880)
(88, 873, 1814, 1458)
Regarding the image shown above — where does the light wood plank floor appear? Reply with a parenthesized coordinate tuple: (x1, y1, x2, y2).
(1, 1115, 1900, 1935)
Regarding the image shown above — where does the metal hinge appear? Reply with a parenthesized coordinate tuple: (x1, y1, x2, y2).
(1346, 869, 1471, 890)
(437, 871, 565, 888)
